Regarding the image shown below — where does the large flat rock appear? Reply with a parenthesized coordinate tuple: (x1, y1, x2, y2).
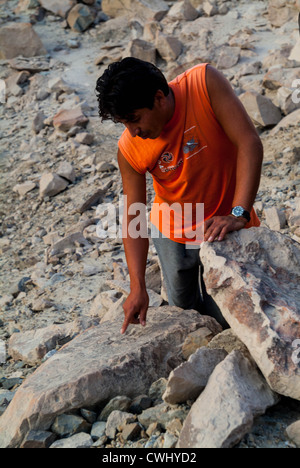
(0, 306, 211, 448)
(200, 227, 300, 400)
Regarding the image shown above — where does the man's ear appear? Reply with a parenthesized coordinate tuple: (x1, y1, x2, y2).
(154, 89, 167, 106)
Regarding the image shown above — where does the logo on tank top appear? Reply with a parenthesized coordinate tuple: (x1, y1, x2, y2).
(158, 152, 183, 173)
(183, 126, 207, 160)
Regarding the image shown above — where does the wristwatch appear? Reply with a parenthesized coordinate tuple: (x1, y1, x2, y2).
(230, 206, 251, 222)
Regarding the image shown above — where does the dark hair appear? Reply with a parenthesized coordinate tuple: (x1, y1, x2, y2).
(95, 57, 170, 123)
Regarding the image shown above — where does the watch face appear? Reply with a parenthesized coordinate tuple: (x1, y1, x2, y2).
(232, 206, 244, 217)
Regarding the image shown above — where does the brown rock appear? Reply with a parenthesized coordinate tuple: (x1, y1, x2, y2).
(39, 173, 69, 198)
(0, 23, 46, 59)
(53, 106, 89, 132)
(239, 91, 282, 127)
(101, 0, 169, 21)
(124, 39, 156, 64)
(67, 3, 96, 32)
(268, 0, 299, 27)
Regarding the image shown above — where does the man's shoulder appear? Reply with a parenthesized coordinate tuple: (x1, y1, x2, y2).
(170, 63, 208, 85)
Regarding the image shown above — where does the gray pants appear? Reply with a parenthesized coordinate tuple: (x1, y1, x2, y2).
(151, 226, 228, 329)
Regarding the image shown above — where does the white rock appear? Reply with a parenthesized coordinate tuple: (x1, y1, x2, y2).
(163, 347, 228, 404)
(177, 350, 278, 448)
(13, 181, 36, 197)
(264, 206, 286, 230)
(50, 432, 93, 448)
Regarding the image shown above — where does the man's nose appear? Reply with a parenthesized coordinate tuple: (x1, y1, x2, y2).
(127, 124, 140, 138)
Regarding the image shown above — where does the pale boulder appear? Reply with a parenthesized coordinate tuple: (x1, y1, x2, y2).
(0, 307, 211, 448)
(177, 350, 278, 448)
(200, 227, 300, 400)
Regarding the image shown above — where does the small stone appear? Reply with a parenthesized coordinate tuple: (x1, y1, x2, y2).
(163, 432, 177, 448)
(13, 181, 36, 197)
(56, 161, 76, 183)
(90, 421, 106, 440)
(129, 395, 153, 414)
(163, 347, 228, 404)
(156, 33, 182, 61)
(105, 411, 136, 439)
(53, 106, 89, 132)
(264, 206, 286, 231)
(124, 39, 156, 64)
(67, 3, 96, 32)
(239, 91, 282, 127)
(0, 340, 6, 364)
(32, 111, 46, 134)
(100, 396, 132, 421)
(286, 420, 300, 448)
(203, 0, 218, 16)
(75, 132, 94, 145)
(39, 173, 69, 198)
(122, 422, 141, 441)
(31, 297, 54, 312)
(148, 378, 167, 402)
(217, 46, 240, 69)
(80, 408, 97, 424)
(181, 327, 216, 359)
(51, 414, 91, 437)
(49, 432, 93, 448)
(0, 22, 46, 59)
(20, 430, 56, 448)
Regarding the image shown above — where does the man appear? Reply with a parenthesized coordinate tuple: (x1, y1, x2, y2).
(96, 58, 263, 334)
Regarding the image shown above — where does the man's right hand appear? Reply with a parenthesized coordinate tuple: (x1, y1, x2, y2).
(120, 288, 149, 334)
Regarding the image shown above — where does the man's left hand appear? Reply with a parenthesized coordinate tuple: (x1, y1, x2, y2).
(204, 215, 247, 242)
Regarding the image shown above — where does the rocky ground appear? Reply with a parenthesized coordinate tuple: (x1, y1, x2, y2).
(0, 0, 300, 449)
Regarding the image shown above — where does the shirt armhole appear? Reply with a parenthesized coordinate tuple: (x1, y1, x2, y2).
(118, 140, 146, 175)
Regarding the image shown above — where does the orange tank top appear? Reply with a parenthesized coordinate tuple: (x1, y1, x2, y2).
(118, 63, 260, 244)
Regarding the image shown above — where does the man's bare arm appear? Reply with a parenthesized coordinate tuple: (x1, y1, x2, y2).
(204, 65, 263, 242)
(118, 149, 149, 334)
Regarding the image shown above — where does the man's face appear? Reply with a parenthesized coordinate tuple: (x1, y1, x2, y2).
(118, 89, 173, 140)
(120, 106, 166, 140)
